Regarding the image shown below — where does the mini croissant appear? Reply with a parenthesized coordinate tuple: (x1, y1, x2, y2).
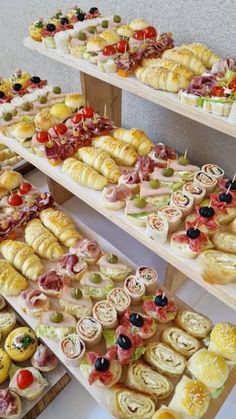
(25, 219, 64, 260)
(63, 158, 107, 190)
(141, 58, 194, 79)
(92, 136, 138, 166)
(135, 67, 191, 92)
(182, 43, 220, 69)
(0, 260, 27, 296)
(113, 128, 153, 156)
(162, 47, 206, 75)
(40, 208, 82, 247)
(76, 147, 121, 183)
(0, 240, 44, 281)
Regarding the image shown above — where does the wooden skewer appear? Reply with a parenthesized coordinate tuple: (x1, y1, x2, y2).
(104, 104, 107, 118)
(184, 148, 188, 159)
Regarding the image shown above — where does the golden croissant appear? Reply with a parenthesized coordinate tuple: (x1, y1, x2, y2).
(0, 260, 27, 296)
(40, 208, 82, 247)
(182, 43, 220, 69)
(25, 219, 64, 260)
(113, 128, 154, 156)
(0, 240, 44, 281)
(92, 135, 138, 166)
(142, 58, 194, 78)
(135, 66, 191, 92)
(0, 149, 17, 162)
(76, 147, 120, 183)
(62, 158, 107, 190)
(162, 47, 206, 75)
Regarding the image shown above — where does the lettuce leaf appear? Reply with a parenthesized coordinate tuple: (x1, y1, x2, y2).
(103, 329, 116, 347)
(211, 386, 224, 399)
(133, 346, 146, 361)
(79, 356, 90, 378)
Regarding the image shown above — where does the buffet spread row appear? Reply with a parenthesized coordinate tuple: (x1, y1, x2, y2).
(0, 167, 235, 419)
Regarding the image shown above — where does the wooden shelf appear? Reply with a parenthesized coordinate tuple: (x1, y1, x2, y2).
(1, 132, 236, 311)
(23, 37, 236, 138)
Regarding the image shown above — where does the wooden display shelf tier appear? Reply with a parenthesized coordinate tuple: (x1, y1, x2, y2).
(1, 132, 236, 311)
(23, 37, 236, 138)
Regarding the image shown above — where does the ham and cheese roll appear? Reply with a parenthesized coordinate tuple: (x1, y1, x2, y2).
(201, 163, 224, 180)
(58, 253, 87, 280)
(76, 317, 102, 349)
(60, 334, 85, 366)
(149, 143, 177, 166)
(80, 271, 114, 300)
(118, 169, 140, 193)
(38, 270, 70, 298)
(0, 311, 16, 336)
(146, 214, 169, 244)
(162, 327, 201, 358)
(135, 266, 158, 295)
(158, 206, 182, 233)
(175, 311, 212, 338)
(110, 387, 155, 419)
(18, 289, 50, 317)
(59, 287, 92, 319)
(93, 301, 118, 329)
(194, 171, 217, 195)
(97, 254, 131, 281)
(170, 191, 194, 216)
(124, 275, 145, 303)
(182, 182, 206, 204)
(144, 342, 186, 376)
(102, 184, 132, 210)
(107, 288, 131, 315)
(70, 238, 101, 265)
(31, 344, 58, 372)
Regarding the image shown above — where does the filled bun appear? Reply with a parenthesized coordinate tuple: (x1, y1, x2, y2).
(86, 37, 106, 52)
(117, 25, 134, 39)
(129, 18, 149, 30)
(65, 94, 86, 109)
(209, 322, 236, 361)
(100, 30, 120, 45)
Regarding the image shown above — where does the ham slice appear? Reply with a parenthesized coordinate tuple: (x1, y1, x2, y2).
(40, 311, 76, 328)
(150, 167, 182, 182)
(71, 238, 101, 260)
(125, 199, 156, 215)
(170, 160, 200, 172)
(33, 344, 58, 370)
(21, 289, 49, 309)
(97, 255, 128, 271)
(0, 390, 19, 417)
(103, 185, 131, 203)
(140, 181, 172, 197)
(38, 271, 70, 292)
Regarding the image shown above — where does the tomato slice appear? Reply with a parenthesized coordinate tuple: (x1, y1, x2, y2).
(7, 194, 23, 206)
(144, 26, 157, 38)
(17, 370, 34, 389)
(71, 113, 83, 124)
(102, 45, 116, 56)
(116, 40, 129, 53)
(211, 86, 225, 97)
(36, 131, 50, 144)
(228, 78, 236, 91)
(134, 30, 145, 40)
(81, 105, 94, 118)
(53, 123, 67, 135)
(19, 182, 32, 195)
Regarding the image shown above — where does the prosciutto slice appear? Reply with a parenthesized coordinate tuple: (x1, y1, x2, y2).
(59, 253, 87, 274)
(135, 156, 155, 179)
(187, 75, 216, 96)
(38, 271, 70, 292)
(149, 143, 177, 162)
(119, 169, 140, 185)
(71, 238, 101, 261)
(20, 289, 49, 309)
(33, 344, 58, 370)
(0, 390, 19, 417)
(103, 185, 132, 203)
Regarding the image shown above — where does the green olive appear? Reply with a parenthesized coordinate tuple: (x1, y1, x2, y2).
(134, 197, 146, 208)
(78, 31, 87, 41)
(49, 311, 63, 323)
(162, 168, 174, 177)
(22, 102, 32, 111)
(101, 20, 109, 28)
(39, 96, 47, 104)
(149, 179, 160, 189)
(53, 86, 61, 94)
(178, 156, 190, 166)
(90, 273, 102, 283)
(107, 254, 118, 264)
(113, 15, 121, 23)
(87, 25, 96, 34)
(71, 288, 83, 299)
(3, 112, 13, 121)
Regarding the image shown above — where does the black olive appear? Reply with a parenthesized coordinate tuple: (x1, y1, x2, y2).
(90, 7, 99, 14)
(77, 12, 85, 21)
(95, 357, 110, 372)
(129, 313, 144, 328)
(155, 294, 168, 307)
(30, 76, 41, 84)
(117, 334, 132, 350)
(219, 192, 233, 204)
(46, 23, 56, 32)
(60, 17, 69, 25)
(225, 180, 236, 191)
(186, 227, 201, 239)
(199, 206, 215, 218)
(13, 83, 22, 91)
(0, 91, 5, 98)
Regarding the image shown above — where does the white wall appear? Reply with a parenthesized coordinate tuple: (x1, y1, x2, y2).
(0, 0, 235, 174)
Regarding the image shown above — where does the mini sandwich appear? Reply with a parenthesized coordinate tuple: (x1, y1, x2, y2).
(129, 18, 149, 30)
(34, 109, 59, 131)
(64, 93, 86, 110)
(117, 24, 134, 40)
(50, 103, 72, 120)
(209, 322, 236, 362)
(84, 37, 107, 64)
(100, 30, 120, 45)
(187, 348, 229, 398)
(7, 122, 36, 147)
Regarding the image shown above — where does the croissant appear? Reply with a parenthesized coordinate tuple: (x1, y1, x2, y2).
(0, 240, 44, 281)
(0, 260, 27, 296)
(92, 135, 138, 166)
(113, 128, 153, 156)
(142, 58, 194, 78)
(135, 67, 191, 92)
(0, 149, 17, 162)
(0, 170, 22, 190)
(182, 43, 220, 69)
(162, 47, 206, 75)
(75, 147, 120, 183)
(62, 158, 107, 190)
(40, 208, 82, 247)
(25, 219, 64, 260)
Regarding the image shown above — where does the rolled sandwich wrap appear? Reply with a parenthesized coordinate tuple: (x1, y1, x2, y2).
(93, 301, 118, 329)
(194, 171, 217, 195)
(0, 311, 16, 336)
(162, 327, 201, 358)
(109, 387, 156, 419)
(170, 191, 194, 216)
(199, 250, 236, 285)
(124, 275, 145, 303)
(158, 206, 182, 233)
(135, 266, 158, 294)
(146, 214, 169, 244)
(107, 288, 131, 315)
(175, 311, 212, 338)
(60, 334, 85, 366)
(76, 316, 102, 349)
(202, 163, 224, 180)
(18, 289, 50, 317)
(182, 182, 206, 204)
(144, 342, 186, 376)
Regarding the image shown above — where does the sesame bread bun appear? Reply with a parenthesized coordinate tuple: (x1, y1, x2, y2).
(50, 103, 72, 120)
(64, 94, 86, 109)
(209, 322, 236, 361)
(34, 109, 59, 131)
(117, 25, 134, 39)
(86, 37, 106, 52)
(100, 30, 120, 45)
(129, 18, 149, 30)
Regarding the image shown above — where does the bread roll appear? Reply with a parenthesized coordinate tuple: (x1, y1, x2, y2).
(93, 135, 138, 166)
(200, 250, 236, 284)
(100, 30, 120, 45)
(182, 43, 220, 68)
(64, 93, 86, 109)
(209, 323, 236, 361)
(135, 67, 191, 92)
(162, 48, 206, 75)
(76, 147, 120, 183)
(162, 327, 201, 358)
(25, 219, 64, 260)
(34, 109, 59, 131)
(0, 260, 27, 296)
(113, 128, 153, 155)
(62, 157, 107, 190)
(7, 121, 35, 145)
(212, 231, 236, 254)
(0, 170, 22, 190)
(175, 311, 212, 338)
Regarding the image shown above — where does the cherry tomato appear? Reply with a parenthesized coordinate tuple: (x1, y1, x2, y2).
(229, 78, 236, 91)
(116, 40, 129, 53)
(134, 30, 145, 41)
(102, 45, 116, 56)
(7, 194, 23, 206)
(17, 370, 34, 389)
(81, 105, 94, 118)
(53, 123, 67, 135)
(71, 113, 83, 124)
(211, 86, 225, 97)
(144, 26, 157, 38)
(36, 131, 50, 144)
(19, 182, 32, 195)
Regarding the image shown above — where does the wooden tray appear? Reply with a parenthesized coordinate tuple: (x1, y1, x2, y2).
(23, 37, 236, 138)
(1, 132, 235, 311)
(3, 214, 236, 419)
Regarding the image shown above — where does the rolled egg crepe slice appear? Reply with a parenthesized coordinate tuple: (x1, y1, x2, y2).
(59, 287, 93, 319)
(80, 271, 114, 300)
(109, 387, 156, 419)
(175, 311, 212, 338)
(182, 182, 206, 204)
(201, 163, 224, 180)
(97, 254, 132, 281)
(146, 214, 169, 244)
(162, 327, 201, 358)
(36, 311, 76, 341)
(60, 334, 85, 366)
(158, 206, 182, 233)
(135, 266, 158, 294)
(76, 316, 102, 349)
(170, 191, 194, 216)
(144, 342, 186, 376)
(124, 275, 145, 304)
(194, 171, 217, 195)
(126, 361, 173, 400)
(212, 231, 236, 255)
(199, 250, 236, 285)
(0, 295, 6, 310)
(93, 301, 118, 329)
(107, 288, 131, 315)
(0, 310, 16, 336)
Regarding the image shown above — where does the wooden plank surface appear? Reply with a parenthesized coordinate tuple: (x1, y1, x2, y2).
(23, 37, 236, 138)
